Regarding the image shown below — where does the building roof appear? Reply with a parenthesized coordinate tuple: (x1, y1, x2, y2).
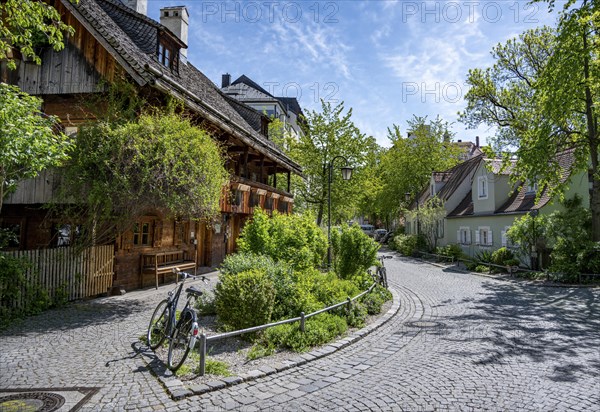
(231, 75, 275, 98)
(62, 0, 301, 175)
(277, 97, 303, 116)
(435, 155, 483, 202)
(448, 148, 577, 217)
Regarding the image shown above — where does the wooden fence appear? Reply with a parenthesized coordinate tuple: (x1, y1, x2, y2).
(1, 245, 114, 308)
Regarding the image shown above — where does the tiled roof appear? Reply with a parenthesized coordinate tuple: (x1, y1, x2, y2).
(448, 190, 474, 217)
(436, 155, 483, 202)
(277, 97, 302, 116)
(222, 93, 268, 135)
(495, 149, 576, 214)
(61, 0, 301, 175)
(231, 75, 274, 98)
(486, 158, 514, 175)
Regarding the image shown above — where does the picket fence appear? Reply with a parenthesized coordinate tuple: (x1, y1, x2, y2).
(1, 245, 114, 308)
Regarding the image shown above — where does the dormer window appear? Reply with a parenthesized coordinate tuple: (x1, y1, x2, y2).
(157, 37, 180, 72)
(526, 180, 538, 194)
(478, 176, 488, 199)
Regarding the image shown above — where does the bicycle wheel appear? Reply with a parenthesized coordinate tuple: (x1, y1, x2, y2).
(147, 299, 170, 350)
(167, 309, 196, 371)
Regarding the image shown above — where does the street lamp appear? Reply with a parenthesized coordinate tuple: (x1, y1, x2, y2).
(405, 192, 419, 236)
(327, 155, 353, 269)
(530, 208, 539, 270)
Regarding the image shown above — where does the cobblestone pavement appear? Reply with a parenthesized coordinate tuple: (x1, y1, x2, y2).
(1, 255, 599, 411)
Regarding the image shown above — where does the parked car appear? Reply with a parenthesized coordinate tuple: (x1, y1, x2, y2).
(360, 224, 375, 237)
(374, 229, 388, 242)
(380, 231, 394, 244)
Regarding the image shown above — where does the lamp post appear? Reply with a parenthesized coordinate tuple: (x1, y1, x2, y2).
(405, 192, 419, 236)
(530, 208, 539, 270)
(327, 155, 353, 269)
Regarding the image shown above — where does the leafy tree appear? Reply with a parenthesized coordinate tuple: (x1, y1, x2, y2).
(378, 115, 463, 222)
(287, 100, 378, 226)
(331, 224, 379, 279)
(460, 0, 600, 240)
(60, 109, 229, 243)
(0, 83, 71, 212)
(405, 197, 446, 251)
(506, 213, 549, 269)
(0, 0, 77, 69)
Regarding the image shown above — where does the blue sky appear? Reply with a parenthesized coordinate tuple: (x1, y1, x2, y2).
(146, 0, 561, 147)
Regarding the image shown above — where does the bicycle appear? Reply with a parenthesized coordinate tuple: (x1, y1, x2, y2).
(147, 268, 208, 371)
(374, 255, 392, 288)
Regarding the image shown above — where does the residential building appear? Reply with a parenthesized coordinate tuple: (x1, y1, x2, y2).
(406, 149, 590, 265)
(0, 0, 301, 291)
(221, 74, 305, 139)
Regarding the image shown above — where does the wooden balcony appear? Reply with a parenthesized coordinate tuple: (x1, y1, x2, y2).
(220, 176, 293, 215)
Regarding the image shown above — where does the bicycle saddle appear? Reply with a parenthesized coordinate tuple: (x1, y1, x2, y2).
(185, 286, 203, 297)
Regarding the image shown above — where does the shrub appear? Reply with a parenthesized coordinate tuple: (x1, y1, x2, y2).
(220, 252, 295, 320)
(246, 343, 275, 361)
(361, 284, 393, 315)
(264, 313, 348, 352)
(214, 269, 276, 331)
(475, 265, 489, 273)
(290, 269, 361, 315)
(0, 254, 53, 328)
(237, 210, 327, 270)
(331, 225, 379, 279)
(195, 289, 217, 316)
(491, 247, 515, 266)
(474, 250, 493, 264)
(435, 244, 465, 261)
(577, 242, 600, 274)
(345, 302, 368, 328)
(391, 234, 421, 256)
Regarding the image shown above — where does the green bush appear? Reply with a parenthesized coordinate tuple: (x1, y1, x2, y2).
(264, 313, 348, 352)
(435, 244, 465, 261)
(345, 302, 368, 328)
(361, 284, 393, 315)
(331, 225, 379, 279)
(391, 234, 422, 256)
(214, 269, 276, 331)
(195, 289, 217, 316)
(237, 210, 327, 270)
(474, 250, 493, 264)
(491, 247, 515, 266)
(475, 265, 489, 273)
(219, 252, 296, 320)
(577, 242, 600, 274)
(0, 254, 53, 328)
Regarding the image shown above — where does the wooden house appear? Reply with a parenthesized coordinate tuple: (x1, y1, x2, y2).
(0, 0, 302, 291)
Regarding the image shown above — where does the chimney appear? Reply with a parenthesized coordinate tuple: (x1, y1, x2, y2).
(124, 0, 147, 15)
(160, 6, 189, 63)
(475, 136, 480, 147)
(222, 73, 231, 88)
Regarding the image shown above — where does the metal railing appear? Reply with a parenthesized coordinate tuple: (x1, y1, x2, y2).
(197, 282, 378, 375)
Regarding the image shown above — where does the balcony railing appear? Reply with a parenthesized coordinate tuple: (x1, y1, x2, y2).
(221, 176, 293, 214)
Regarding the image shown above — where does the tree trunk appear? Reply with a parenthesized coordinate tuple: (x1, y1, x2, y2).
(581, 22, 600, 241)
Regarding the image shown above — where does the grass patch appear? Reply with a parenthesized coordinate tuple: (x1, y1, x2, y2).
(195, 359, 232, 376)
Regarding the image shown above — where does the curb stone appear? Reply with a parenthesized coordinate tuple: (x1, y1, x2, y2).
(144, 285, 402, 400)
(416, 257, 600, 289)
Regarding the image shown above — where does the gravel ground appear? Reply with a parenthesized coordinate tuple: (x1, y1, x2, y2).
(151, 278, 393, 385)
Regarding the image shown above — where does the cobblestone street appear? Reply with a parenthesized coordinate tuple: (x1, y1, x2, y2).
(1, 254, 599, 411)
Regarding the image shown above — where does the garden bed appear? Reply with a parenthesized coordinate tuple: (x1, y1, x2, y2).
(152, 299, 393, 385)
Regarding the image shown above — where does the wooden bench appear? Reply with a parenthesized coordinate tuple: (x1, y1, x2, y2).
(141, 250, 197, 289)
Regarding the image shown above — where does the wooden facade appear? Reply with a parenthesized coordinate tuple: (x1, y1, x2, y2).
(0, 0, 300, 292)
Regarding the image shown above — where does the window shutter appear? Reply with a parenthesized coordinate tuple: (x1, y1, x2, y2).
(153, 220, 162, 247)
(475, 230, 480, 245)
(457, 230, 461, 243)
(488, 230, 493, 246)
(501, 231, 507, 247)
(467, 230, 471, 244)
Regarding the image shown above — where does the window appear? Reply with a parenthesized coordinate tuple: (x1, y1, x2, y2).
(52, 224, 82, 247)
(157, 39, 179, 71)
(476, 227, 493, 246)
(526, 180, 538, 194)
(502, 226, 515, 248)
(436, 219, 444, 239)
(277, 200, 288, 213)
(457, 227, 471, 245)
(478, 176, 488, 199)
(133, 221, 152, 246)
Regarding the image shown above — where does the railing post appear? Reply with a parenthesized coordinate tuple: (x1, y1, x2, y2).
(199, 333, 207, 376)
(300, 312, 305, 332)
(346, 297, 351, 314)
